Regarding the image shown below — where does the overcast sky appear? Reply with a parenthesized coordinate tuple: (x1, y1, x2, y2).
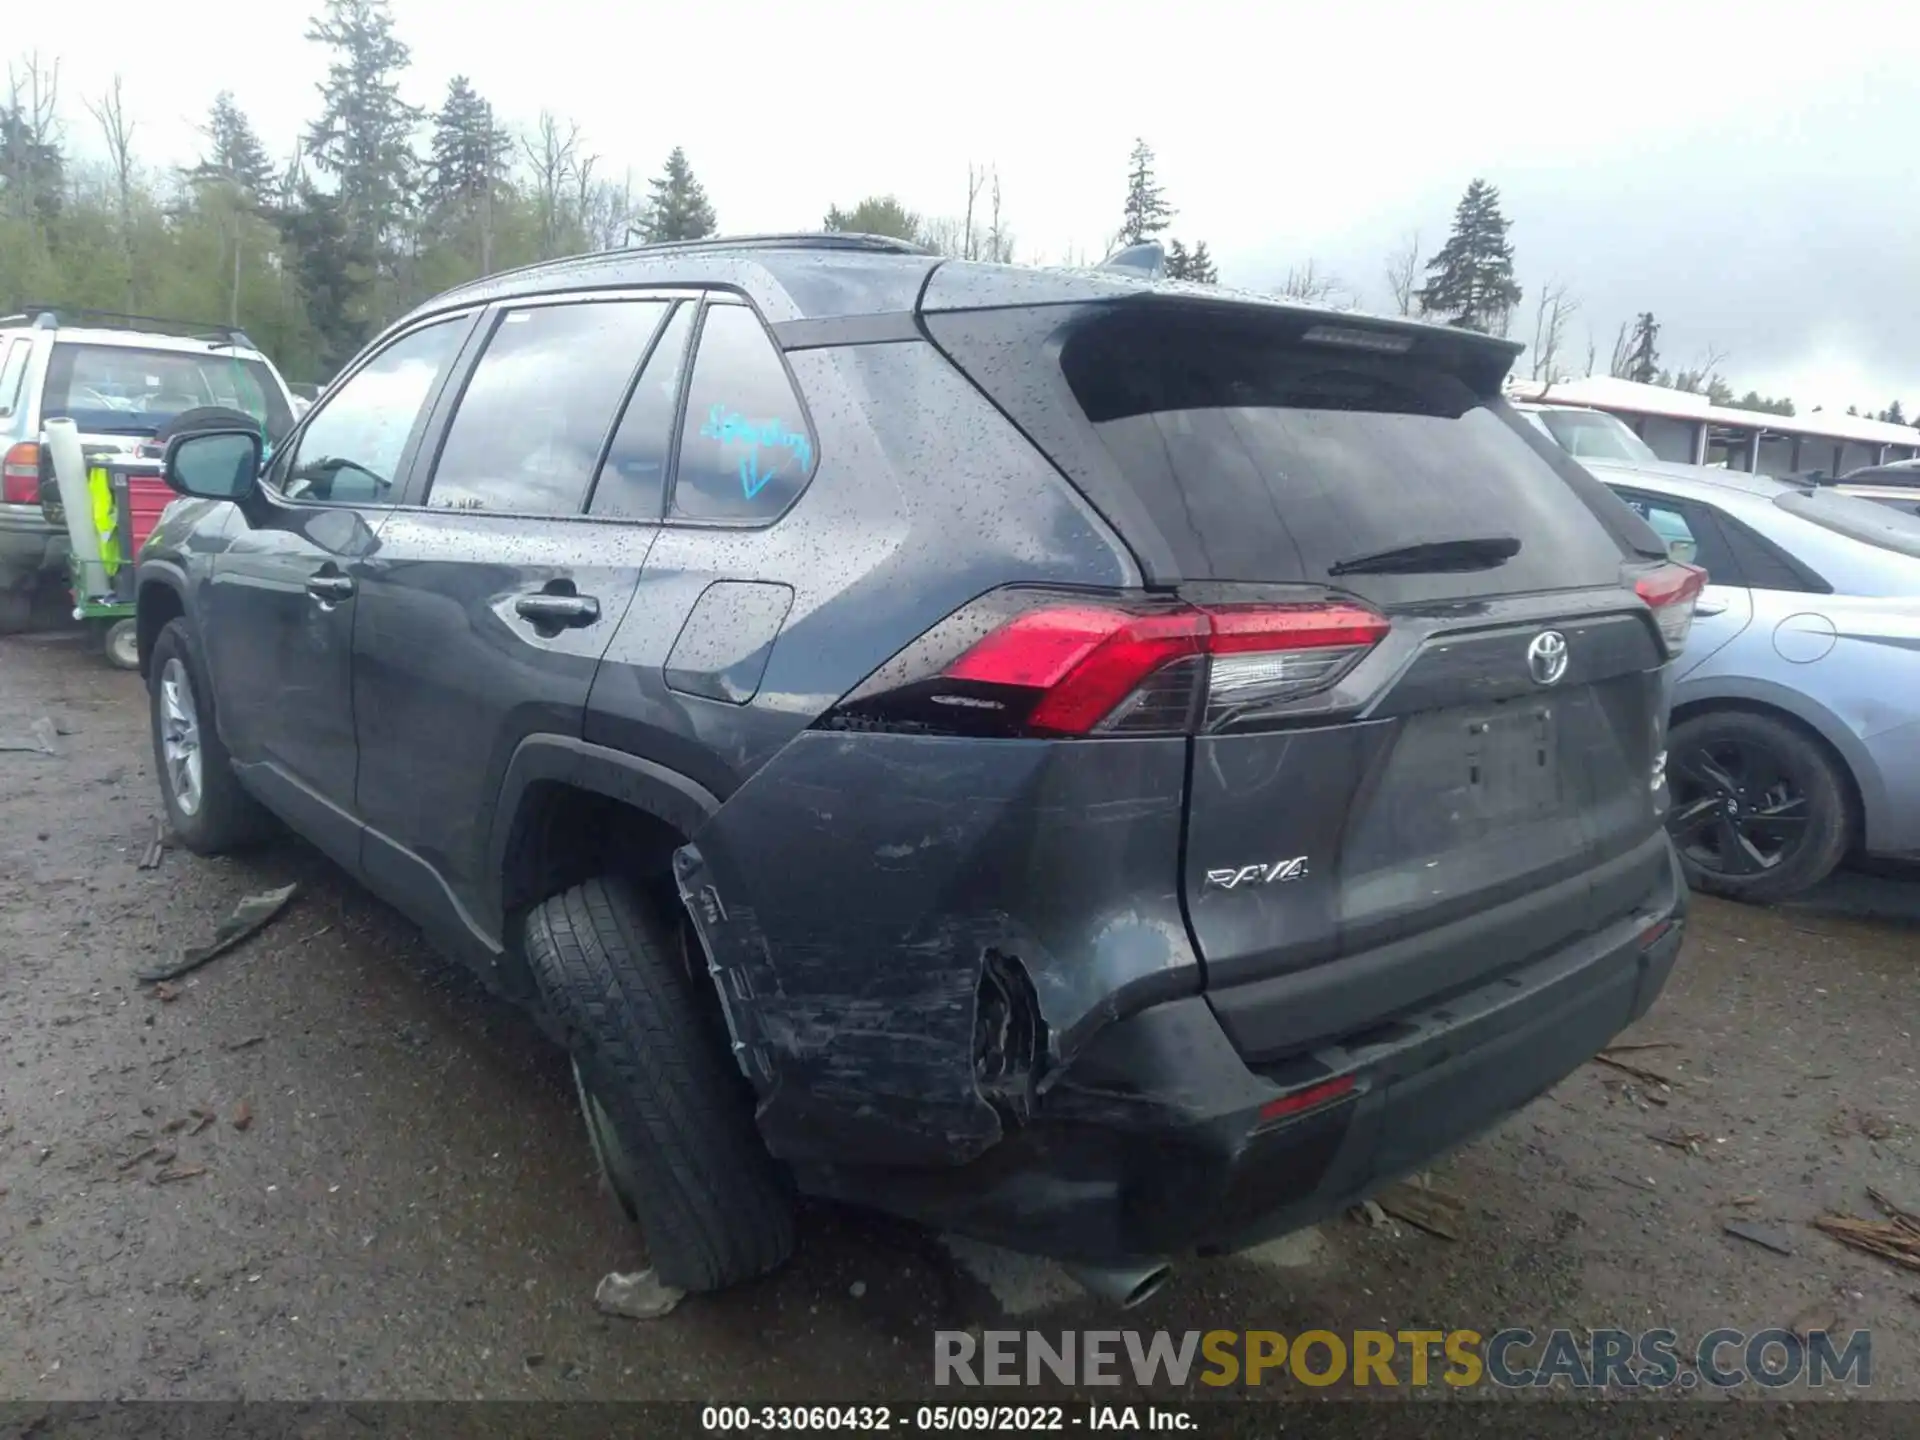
(13, 0, 1920, 411)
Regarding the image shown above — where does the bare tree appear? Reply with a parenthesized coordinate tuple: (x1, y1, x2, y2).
(923, 163, 1011, 262)
(1384, 230, 1421, 316)
(1279, 259, 1348, 306)
(1583, 330, 1598, 378)
(1528, 280, 1578, 383)
(1608, 321, 1635, 379)
(522, 112, 581, 260)
(85, 76, 139, 309)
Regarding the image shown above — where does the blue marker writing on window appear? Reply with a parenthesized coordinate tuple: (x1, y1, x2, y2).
(700, 404, 812, 500)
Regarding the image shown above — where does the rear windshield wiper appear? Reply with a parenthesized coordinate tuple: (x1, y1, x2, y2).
(1328, 535, 1521, 576)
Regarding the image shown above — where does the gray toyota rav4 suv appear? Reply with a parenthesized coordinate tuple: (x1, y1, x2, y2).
(136, 235, 1695, 1300)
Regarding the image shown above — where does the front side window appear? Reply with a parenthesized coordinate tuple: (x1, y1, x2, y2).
(426, 300, 668, 515)
(279, 318, 467, 505)
(1538, 409, 1659, 464)
(671, 304, 816, 523)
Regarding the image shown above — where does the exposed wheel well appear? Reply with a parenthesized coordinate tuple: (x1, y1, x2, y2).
(136, 583, 185, 677)
(499, 781, 688, 937)
(1668, 697, 1866, 850)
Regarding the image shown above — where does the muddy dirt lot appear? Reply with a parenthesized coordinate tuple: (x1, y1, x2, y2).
(2, 629, 1915, 1405)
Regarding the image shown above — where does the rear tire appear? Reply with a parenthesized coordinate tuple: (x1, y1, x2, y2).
(147, 618, 273, 854)
(523, 877, 795, 1292)
(1666, 709, 1850, 904)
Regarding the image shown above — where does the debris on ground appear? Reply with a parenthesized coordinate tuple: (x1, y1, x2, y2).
(1599, 1041, 1676, 1054)
(117, 1145, 160, 1172)
(188, 1109, 216, 1136)
(226, 1034, 267, 1052)
(1349, 1198, 1388, 1227)
(0, 716, 61, 756)
(230, 1101, 253, 1131)
(1789, 1297, 1839, 1342)
(593, 1268, 684, 1321)
(136, 884, 299, 984)
(1592, 1051, 1679, 1088)
(1611, 1173, 1657, 1191)
(161, 1116, 188, 1135)
(1729, 1193, 1761, 1207)
(1652, 1127, 1710, 1153)
(154, 1165, 207, 1184)
(137, 817, 166, 871)
(1814, 1189, 1920, 1274)
(151, 982, 180, 1003)
(1374, 1180, 1466, 1240)
(1724, 1220, 1795, 1256)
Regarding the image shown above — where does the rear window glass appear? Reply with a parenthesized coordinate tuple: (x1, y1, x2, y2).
(1059, 314, 1631, 597)
(43, 343, 293, 441)
(1537, 409, 1658, 464)
(1776, 487, 1920, 560)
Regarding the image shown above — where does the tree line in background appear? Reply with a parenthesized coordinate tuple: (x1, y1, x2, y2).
(0, 0, 718, 382)
(5, 23, 1913, 425)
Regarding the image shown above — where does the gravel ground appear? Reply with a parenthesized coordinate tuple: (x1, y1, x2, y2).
(2, 628, 1916, 1408)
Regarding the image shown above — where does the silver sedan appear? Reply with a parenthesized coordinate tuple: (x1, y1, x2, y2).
(1586, 460, 1920, 902)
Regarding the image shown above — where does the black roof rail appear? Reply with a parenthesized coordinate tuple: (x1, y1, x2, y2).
(6, 303, 258, 350)
(615, 231, 934, 257)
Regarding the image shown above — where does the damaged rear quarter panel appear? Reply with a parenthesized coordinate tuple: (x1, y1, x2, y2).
(674, 729, 1199, 1167)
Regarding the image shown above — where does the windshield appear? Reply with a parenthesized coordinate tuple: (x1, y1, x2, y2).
(1537, 409, 1659, 463)
(1777, 485, 1920, 560)
(43, 343, 294, 442)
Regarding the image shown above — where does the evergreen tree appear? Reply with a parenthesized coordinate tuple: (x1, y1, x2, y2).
(1416, 178, 1521, 333)
(1163, 238, 1191, 280)
(1119, 138, 1173, 246)
(823, 194, 919, 243)
(425, 77, 508, 213)
(1627, 313, 1660, 384)
(276, 182, 369, 372)
(303, 0, 423, 255)
(189, 93, 274, 199)
(0, 101, 65, 226)
(1878, 400, 1906, 425)
(1186, 240, 1218, 284)
(639, 147, 716, 243)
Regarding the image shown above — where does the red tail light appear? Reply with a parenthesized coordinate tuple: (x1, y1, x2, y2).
(1634, 561, 1708, 655)
(2, 442, 39, 505)
(823, 591, 1390, 739)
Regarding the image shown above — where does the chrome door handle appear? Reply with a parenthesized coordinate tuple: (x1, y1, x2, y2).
(514, 593, 600, 627)
(306, 573, 355, 601)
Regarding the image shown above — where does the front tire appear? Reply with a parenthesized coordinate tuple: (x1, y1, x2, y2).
(147, 618, 273, 854)
(523, 877, 795, 1292)
(1666, 709, 1851, 903)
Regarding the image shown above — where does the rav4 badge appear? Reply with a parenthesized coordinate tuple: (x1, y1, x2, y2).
(1205, 856, 1310, 890)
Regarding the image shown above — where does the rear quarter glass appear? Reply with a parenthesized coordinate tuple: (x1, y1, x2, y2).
(926, 302, 1662, 599)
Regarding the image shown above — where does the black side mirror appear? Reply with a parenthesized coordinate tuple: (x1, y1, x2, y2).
(163, 429, 261, 501)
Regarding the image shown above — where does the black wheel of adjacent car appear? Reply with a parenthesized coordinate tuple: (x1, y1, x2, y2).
(147, 618, 274, 854)
(523, 876, 795, 1292)
(1665, 709, 1851, 904)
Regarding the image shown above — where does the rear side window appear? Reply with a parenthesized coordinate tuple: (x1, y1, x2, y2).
(671, 303, 815, 523)
(1056, 311, 1631, 598)
(0, 339, 29, 421)
(427, 300, 668, 514)
(1612, 491, 1703, 567)
(590, 303, 695, 520)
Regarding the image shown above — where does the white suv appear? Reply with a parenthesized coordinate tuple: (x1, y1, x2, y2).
(0, 307, 299, 631)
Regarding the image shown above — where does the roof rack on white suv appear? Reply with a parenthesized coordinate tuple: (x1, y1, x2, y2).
(1, 304, 258, 351)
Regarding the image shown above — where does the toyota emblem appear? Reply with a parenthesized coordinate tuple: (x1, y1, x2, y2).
(1527, 630, 1569, 686)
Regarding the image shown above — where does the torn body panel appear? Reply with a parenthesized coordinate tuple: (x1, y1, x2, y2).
(673, 728, 1199, 1167)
